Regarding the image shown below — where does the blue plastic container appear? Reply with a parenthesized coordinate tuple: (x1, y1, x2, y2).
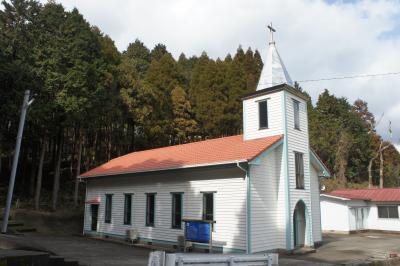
(185, 221, 211, 243)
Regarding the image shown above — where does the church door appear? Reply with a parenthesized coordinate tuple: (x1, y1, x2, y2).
(293, 201, 306, 247)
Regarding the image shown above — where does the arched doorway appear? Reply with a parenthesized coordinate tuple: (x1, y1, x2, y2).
(293, 200, 306, 247)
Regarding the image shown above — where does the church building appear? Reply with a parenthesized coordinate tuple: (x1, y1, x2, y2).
(80, 26, 330, 253)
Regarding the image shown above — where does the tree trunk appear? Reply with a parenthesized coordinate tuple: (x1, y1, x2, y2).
(52, 137, 63, 211)
(73, 134, 83, 208)
(335, 131, 350, 183)
(34, 140, 46, 210)
(29, 149, 36, 197)
(368, 158, 374, 188)
(379, 150, 384, 188)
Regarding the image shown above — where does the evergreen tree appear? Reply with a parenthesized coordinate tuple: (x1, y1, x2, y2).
(124, 39, 151, 79)
(189, 52, 226, 138)
(309, 90, 372, 182)
(171, 86, 198, 143)
(150, 43, 169, 61)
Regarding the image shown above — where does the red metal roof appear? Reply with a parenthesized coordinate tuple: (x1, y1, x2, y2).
(327, 188, 400, 202)
(80, 134, 283, 178)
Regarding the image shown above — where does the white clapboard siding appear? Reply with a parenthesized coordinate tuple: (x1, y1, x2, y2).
(310, 165, 322, 242)
(285, 92, 313, 246)
(321, 198, 400, 233)
(362, 204, 400, 232)
(243, 91, 284, 140)
(84, 167, 247, 251)
(250, 145, 286, 252)
(320, 198, 350, 232)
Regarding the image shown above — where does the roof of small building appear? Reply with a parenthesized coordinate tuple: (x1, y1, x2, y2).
(324, 188, 400, 202)
(80, 134, 283, 178)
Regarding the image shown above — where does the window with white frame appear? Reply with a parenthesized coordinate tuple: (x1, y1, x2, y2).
(104, 194, 112, 223)
(146, 193, 156, 226)
(123, 194, 132, 225)
(377, 205, 399, 219)
(171, 193, 183, 229)
(202, 192, 214, 221)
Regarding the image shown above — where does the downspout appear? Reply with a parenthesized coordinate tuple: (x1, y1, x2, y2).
(236, 161, 251, 254)
(282, 90, 292, 250)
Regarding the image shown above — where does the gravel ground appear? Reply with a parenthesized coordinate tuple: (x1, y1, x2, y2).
(3, 232, 400, 265)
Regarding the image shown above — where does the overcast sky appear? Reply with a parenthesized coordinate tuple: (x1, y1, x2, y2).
(42, 0, 400, 150)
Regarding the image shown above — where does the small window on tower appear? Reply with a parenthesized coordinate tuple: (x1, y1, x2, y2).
(293, 99, 300, 130)
(259, 100, 268, 129)
(295, 152, 304, 189)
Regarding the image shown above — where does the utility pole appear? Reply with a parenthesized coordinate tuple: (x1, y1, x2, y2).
(1, 90, 34, 233)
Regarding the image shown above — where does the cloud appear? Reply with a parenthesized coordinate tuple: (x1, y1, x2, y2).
(41, 0, 400, 144)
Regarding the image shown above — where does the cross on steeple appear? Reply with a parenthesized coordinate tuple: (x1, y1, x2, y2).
(255, 22, 293, 90)
(268, 22, 276, 45)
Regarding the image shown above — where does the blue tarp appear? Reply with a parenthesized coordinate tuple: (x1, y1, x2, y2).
(185, 221, 211, 243)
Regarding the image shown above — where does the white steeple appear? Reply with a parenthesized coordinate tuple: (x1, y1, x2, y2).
(256, 23, 293, 91)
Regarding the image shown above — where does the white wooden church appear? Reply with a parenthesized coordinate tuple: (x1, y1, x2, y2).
(80, 26, 330, 254)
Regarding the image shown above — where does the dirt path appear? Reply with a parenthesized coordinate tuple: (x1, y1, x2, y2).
(22, 234, 151, 266)
(5, 232, 400, 265)
(282, 232, 400, 265)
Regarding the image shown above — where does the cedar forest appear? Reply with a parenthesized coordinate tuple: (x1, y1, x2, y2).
(0, 0, 399, 211)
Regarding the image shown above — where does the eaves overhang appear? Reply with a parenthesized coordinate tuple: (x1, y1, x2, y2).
(79, 159, 248, 180)
(310, 150, 331, 177)
(241, 84, 310, 102)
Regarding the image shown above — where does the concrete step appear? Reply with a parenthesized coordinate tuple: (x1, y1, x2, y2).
(0, 249, 49, 266)
(16, 227, 37, 233)
(64, 259, 79, 266)
(292, 247, 317, 255)
(49, 255, 65, 266)
(8, 222, 24, 227)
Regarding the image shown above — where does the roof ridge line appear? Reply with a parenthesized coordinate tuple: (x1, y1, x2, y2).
(107, 134, 243, 162)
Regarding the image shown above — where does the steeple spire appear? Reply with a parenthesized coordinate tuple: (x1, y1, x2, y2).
(256, 23, 293, 91)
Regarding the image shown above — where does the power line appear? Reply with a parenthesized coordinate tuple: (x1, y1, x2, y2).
(297, 71, 400, 83)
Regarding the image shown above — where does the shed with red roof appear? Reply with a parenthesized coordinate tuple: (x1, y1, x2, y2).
(321, 188, 400, 234)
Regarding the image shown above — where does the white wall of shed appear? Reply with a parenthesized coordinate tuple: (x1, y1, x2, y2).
(367, 203, 400, 232)
(320, 198, 350, 232)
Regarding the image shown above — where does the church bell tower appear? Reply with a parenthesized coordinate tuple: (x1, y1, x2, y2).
(242, 23, 314, 250)
(242, 23, 300, 141)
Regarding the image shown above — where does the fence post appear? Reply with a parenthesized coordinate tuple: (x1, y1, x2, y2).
(228, 256, 236, 266)
(165, 254, 176, 266)
(178, 257, 184, 266)
(148, 251, 165, 266)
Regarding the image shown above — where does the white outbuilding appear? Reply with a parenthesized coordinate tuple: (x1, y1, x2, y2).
(321, 188, 400, 234)
(80, 27, 330, 253)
